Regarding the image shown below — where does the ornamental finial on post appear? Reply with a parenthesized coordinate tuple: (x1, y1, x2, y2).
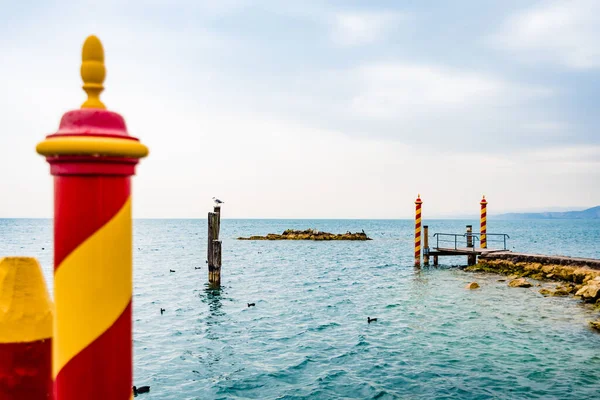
(81, 35, 106, 109)
(36, 35, 148, 161)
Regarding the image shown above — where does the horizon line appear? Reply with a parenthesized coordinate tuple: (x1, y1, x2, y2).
(0, 215, 591, 221)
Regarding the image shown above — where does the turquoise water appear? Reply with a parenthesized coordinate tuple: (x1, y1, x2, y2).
(1, 218, 600, 399)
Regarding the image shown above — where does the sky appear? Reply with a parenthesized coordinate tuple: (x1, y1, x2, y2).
(1, 0, 599, 219)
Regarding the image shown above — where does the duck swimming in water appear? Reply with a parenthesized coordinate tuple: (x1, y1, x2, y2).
(367, 317, 377, 323)
(133, 385, 150, 396)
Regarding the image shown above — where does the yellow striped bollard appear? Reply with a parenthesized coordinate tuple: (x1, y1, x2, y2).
(414, 194, 422, 267)
(0, 257, 53, 399)
(36, 36, 148, 399)
(480, 195, 487, 249)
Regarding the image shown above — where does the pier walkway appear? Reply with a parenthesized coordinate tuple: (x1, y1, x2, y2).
(479, 252, 600, 270)
(424, 232, 510, 266)
(422, 231, 600, 269)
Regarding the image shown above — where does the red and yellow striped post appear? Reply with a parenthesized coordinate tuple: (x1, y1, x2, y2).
(36, 36, 148, 399)
(0, 257, 53, 399)
(414, 194, 422, 267)
(480, 195, 487, 249)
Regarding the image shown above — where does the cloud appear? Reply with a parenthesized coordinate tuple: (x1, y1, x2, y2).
(330, 11, 408, 47)
(279, 61, 559, 152)
(201, 57, 561, 153)
(348, 63, 549, 118)
(491, 0, 600, 69)
(519, 121, 568, 138)
(1, 1, 598, 218)
(522, 144, 600, 165)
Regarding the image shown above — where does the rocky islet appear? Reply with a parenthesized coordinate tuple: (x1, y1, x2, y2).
(238, 229, 372, 241)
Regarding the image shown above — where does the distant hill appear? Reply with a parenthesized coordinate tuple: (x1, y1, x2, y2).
(494, 206, 600, 220)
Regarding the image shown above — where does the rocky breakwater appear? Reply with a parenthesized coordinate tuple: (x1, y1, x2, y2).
(238, 229, 372, 241)
(466, 252, 600, 331)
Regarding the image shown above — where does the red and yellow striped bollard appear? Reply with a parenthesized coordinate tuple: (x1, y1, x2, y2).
(480, 195, 487, 249)
(414, 194, 422, 267)
(36, 36, 148, 400)
(0, 257, 53, 399)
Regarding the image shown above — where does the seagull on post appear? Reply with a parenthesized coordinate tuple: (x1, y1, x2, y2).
(212, 197, 225, 207)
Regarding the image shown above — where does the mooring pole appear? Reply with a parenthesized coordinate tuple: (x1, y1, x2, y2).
(0, 258, 53, 399)
(210, 240, 222, 286)
(414, 194, 422, 267)
(423, 225, 430, 266)
(208, 212, 216, 268)
(214, 206, 221, 239)
(466, 225, 473, 248)
(466, 224, 476, 265)
(36, 36, 148, 399)
(467, 254, 477, 266)
(208, 209, 221, 286)
(480, 196, 487, 249)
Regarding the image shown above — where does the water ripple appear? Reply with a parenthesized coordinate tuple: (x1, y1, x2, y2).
(1, 218, 600, 399)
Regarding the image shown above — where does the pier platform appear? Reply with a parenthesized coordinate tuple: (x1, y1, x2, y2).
(427, 247, 506, 257)
(424, 232, 510, 266)
(423, 231, 600, 269)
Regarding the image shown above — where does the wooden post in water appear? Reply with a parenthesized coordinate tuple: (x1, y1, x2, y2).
(208, 207, 222, 286)
(423, 225, 430, 266)
(206, 212, 219, 267)
(466, 225, 473, 248)
(467, 253, 477, 266)
(433, 255, 438, 266)
(210, 240, 222, 286)
(214, 206, 221, 237)
(207, 212, 216, 267)
(466, 224, 476, 265)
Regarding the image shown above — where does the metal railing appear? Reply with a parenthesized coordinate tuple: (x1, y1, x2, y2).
(432, 233, 509, 251)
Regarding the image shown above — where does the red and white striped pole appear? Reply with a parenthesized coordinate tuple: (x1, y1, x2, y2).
(480, 195, 487, 249)
(414, 194, 422, 267)
(0, 257, 53, 399)
(36, 36, 148, 399)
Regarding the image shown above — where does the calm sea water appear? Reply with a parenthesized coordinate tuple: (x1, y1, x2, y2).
(2, 218, 600, 399)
